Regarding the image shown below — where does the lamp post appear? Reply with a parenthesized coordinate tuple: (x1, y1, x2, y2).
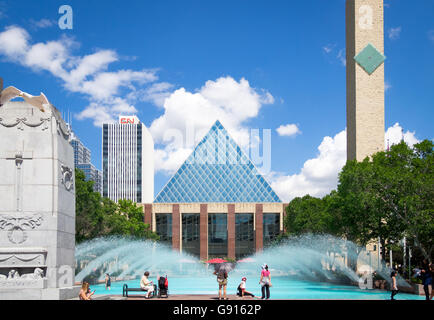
(408, 246, 412, 280)
(389, 240, 394, 269)
(402, 237, 407, 276)
(377, 237, 381, 271)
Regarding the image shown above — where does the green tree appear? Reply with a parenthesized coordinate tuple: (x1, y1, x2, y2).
(75, 169, 104, 243)
(75, 169, 159, 242)
(103, 199, 159, 240)
(370, 140, 433, 261)
(337, 140, 433, 262)
(284, 195, 332, 235)
(337, 158, 401, 255)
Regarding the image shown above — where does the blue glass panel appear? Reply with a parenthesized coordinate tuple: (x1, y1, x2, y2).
(154, 120, 281, 203)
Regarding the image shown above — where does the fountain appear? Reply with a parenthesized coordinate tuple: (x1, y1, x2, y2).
(74, 234, 419, 300)
(75, 236, 207, 283)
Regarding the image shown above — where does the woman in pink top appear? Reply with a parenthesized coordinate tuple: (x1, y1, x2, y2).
(259, 264, 271, 299)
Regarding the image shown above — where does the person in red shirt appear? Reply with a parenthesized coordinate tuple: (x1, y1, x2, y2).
(259, 264, 271, 299)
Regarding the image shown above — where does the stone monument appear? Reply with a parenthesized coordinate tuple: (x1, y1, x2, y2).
(346, 0, 386, 161)
(0, 80, 80, 299)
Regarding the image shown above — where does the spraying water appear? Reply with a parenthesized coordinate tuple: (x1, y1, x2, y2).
(75, 234, 409, 288)
(75, 236, 206, 282)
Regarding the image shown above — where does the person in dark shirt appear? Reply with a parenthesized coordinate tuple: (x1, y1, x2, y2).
(105, 273, 111, 290)
(420, 259, 432, 301)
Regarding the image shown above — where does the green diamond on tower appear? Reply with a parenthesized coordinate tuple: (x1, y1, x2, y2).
(354, 43, 386, 75)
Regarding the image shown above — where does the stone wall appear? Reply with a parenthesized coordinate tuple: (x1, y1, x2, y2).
(0, 100, 79, 299)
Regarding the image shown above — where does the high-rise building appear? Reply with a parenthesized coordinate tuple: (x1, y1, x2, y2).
(76, 163, 103, 194)
(71, 134, 91, 166)
(70, 131, 102, 194)
(102, 115, 154, 204)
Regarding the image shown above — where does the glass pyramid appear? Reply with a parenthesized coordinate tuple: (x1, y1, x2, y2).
(154, 120, 281, 203)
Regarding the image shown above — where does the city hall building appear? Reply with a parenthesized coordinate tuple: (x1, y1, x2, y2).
(144, 120, 286, 261)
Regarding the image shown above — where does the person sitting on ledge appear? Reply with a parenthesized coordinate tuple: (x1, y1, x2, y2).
(237, 277, 256, 298)
(79, 282, 95, 300)
(140, 271, 154, 298)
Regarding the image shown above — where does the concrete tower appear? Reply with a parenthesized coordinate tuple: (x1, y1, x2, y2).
(346, 0, 386, 161)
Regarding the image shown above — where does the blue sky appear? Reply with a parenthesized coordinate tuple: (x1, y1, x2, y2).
(0, 0, 433, 201)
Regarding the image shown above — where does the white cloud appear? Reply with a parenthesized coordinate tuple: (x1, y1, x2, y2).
(25, 40, 70, 76)
(78, 69, 157, 100)
(270, 123, 419, 202)
(136, 82, 174, 107)
(337, 49, 346, 67)
(151, 76, 275, 175)
(323, 43, 346, 67)
(0, 25, 172, 126)
(271, 130, 347, 202)
(75, 103, 116, 127)
(154, 147, 193, 174)
(323, 44, 336, 54)
(64, 50, 118, 87)
(276, 124, 301, 137)
(385, 81, 392, 92)
(30, 18, 55, 29)
(0, 26, 29, 57)
(385, 122, 419, 148)
(388, 27, 402, 40)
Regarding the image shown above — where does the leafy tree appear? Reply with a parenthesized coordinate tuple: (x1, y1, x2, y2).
(103, 199, 159, 240)
(75, 169, 159, 243)
(75, 169, 104, 242)
(337, 140, 433, 262)
(284, 195, 332, 235)
(281, 140, 433, 265)
(369, 140, 433, 261)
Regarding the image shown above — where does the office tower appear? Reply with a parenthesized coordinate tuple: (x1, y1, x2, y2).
(70, 131, 102, 194)
(102, 115, 154, 204)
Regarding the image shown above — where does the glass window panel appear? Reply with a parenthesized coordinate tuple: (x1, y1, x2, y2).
(263, 213, 280, 248)
(235, 213, 255, 260)
(153, 121, 282, 203)
(208, 213, 227, 258)
(156, 213, 172, 245)
(182, 213, 200, 258)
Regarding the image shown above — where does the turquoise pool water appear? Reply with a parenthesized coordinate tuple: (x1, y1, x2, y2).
(90, 277, 424, 300)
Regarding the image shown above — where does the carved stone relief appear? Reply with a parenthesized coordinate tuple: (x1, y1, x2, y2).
(60, 164, 74, 191)
(0, 214, 43, 244)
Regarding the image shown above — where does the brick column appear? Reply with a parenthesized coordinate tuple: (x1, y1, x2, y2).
(255, 204, 263, 252)
(200, 204, 208, 261)
(172, 204, 180, 252)
(144, 204, 153, 230)
(227, 204, 235, 260)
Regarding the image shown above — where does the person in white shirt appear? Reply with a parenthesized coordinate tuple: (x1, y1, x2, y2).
(237, 277, 256, 298)
(140, 271, 154, 298)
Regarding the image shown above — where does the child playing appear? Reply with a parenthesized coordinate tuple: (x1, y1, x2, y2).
(237, 277, 256, 298)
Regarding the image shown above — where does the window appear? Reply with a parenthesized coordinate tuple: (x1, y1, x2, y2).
(235, 213, 254, 259)
(263, 213, 280, 247)
(208, 213, 227, 258)
(182, 214, 200, 257)
(156, 214, 172, 245)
